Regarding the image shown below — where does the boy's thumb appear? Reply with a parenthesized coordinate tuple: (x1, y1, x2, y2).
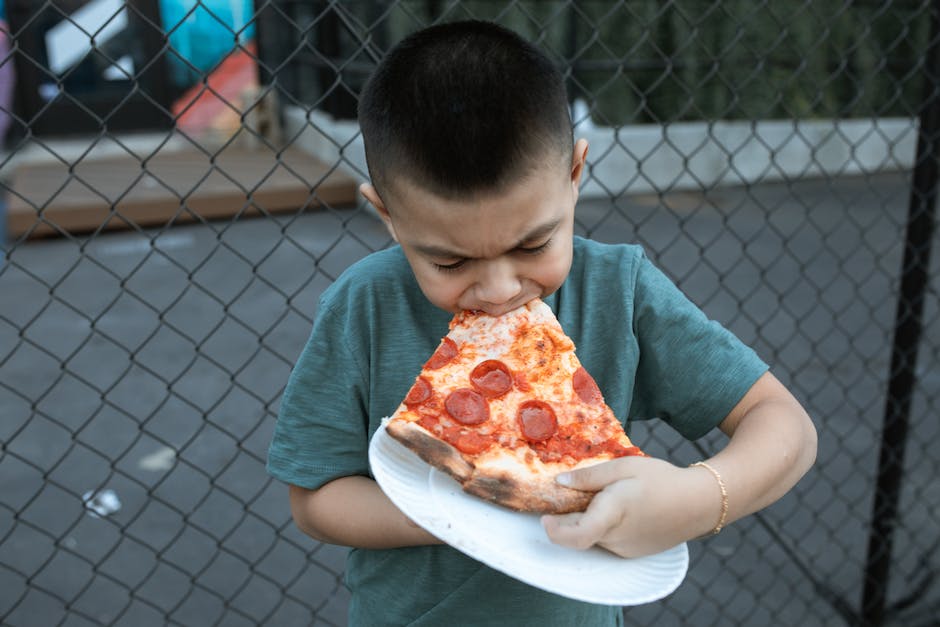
(555, 457, 638, 491)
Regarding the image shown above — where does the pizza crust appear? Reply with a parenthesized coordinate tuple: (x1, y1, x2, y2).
(383, 418, 596, 514)
(384, 418, 474, 483)
(463, 466, 594, 514)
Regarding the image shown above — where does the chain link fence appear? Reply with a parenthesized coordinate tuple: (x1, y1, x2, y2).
(1, 1, 938, 625)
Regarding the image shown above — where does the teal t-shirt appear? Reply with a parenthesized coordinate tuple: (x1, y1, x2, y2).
(267, 237, 767, 626)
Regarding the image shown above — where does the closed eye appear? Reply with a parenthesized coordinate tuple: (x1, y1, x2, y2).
(517, 238, 552, 256)
(432, 259, 468, 273)
(431, 237, 552, 272)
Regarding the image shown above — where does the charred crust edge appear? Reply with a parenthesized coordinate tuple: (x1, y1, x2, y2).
(463, 469, 595, 514)
(384, 421, 596, 514)
(385, 420, 474, 483)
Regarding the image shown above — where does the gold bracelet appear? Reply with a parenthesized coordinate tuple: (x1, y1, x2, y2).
(690, 461, 729, 536)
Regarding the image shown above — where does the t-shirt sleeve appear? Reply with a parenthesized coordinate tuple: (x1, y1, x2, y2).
(266, 298, 371, 490)
(628, 252, 769, 440)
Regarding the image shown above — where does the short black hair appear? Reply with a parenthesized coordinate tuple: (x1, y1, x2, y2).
(358, 20, 573, 200)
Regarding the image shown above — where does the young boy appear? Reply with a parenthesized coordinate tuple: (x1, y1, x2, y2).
(267, 20, 817, 626)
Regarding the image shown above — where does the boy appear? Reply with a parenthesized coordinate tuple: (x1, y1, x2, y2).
(267, 20, 817, 626)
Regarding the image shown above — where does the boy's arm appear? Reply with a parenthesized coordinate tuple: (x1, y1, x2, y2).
(289, 476, 443, 549)
(541, 370, 818, 558)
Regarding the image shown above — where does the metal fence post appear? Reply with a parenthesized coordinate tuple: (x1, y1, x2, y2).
(860, 1, 940, 625)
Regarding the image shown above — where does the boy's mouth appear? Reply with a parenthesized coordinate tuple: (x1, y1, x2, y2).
(467, 299, 533, 318)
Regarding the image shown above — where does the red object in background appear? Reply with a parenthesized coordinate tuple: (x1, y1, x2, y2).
(171, 40, 258, 136)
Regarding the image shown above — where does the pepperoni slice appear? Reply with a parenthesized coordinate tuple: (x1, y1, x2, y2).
(404, 376, 432, 406)
(517, 400, 558, 441)
(454, 431, 492, 455)
(444, 388, 489, 425)
(470, 360, 513, 397)
(425, 337, 458, 370)
(573, 367, 603, 405)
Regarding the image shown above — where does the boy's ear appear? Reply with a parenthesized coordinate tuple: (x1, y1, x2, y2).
(570, 138, 589, 190)
(360, 183, 398, 242)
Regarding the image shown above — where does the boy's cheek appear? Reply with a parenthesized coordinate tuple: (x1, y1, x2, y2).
(412, 271, 466, 313)
(397, 252, 449, 304)
(537, 245, 575, 294)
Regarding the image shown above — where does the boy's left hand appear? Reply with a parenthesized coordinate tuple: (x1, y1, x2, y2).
(541, 372, 818, 558)
(541, 457, 713, 558)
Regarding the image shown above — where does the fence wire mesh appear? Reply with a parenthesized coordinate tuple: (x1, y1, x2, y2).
(0, 1, 938, 626)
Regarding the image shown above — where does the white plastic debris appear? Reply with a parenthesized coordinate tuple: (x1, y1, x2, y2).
(138, 446, 176, 472)
(82, 489, 122, 518)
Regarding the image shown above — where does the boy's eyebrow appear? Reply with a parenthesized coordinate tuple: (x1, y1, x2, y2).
(414, 218, 562, 259)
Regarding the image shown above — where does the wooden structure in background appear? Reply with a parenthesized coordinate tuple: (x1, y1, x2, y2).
(5, 147, 359, 238)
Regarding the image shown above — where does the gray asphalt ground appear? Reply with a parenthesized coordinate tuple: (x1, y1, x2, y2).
(1, 172, 938, 626)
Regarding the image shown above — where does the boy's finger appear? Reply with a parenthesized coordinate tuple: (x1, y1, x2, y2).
(542, 481, 632, 550)
(555, 456, 646, 491)
(541, 512, 607, 550)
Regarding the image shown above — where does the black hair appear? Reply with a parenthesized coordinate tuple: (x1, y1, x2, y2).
(358, 20, 573, 200)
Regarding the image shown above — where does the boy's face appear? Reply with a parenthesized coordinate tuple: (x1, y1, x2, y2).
(363, 139, 588, 316)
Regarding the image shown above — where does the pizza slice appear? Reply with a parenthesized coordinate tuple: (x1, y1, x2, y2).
(383, 298, 645, 514)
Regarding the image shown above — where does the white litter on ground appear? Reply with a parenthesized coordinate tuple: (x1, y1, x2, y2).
(82, 489, 122, 518)
(138, 446, 176, 472)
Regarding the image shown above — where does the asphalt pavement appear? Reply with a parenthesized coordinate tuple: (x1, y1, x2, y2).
(1, 171, 938, 626)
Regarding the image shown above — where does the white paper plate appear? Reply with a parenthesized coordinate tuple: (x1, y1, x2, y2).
(369, 422, 689, 606)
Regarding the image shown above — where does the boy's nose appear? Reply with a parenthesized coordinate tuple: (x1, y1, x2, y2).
(476, 260, 522, 308)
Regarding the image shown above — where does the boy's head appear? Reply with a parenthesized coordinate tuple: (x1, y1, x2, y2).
(358, 20, 588, 316)
(358, 19, 573, 200)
